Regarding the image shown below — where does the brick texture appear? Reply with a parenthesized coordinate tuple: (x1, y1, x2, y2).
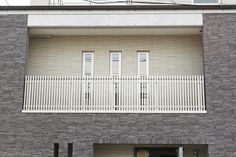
(202, 13, 236, 157)
(0, 14, 235, 157)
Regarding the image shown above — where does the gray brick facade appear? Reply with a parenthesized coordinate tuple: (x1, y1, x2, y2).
(0, 14, 235, 157)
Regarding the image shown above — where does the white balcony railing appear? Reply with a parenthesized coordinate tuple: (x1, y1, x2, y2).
(50, 0, 132, 5)
(23, 75, 206, 113)
(49, 0, 221, 6)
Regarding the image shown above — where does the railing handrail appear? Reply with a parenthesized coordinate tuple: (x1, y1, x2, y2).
(24, 75, 204, 81)
(25, 75, 203, 77)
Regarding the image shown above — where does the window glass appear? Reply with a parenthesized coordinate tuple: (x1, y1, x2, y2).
(112, 54, 120, 62)
(139, 54, 147, 62)
(83, 53, 94, 76)
(138, 52, 149, 76)
(110, 52, 121, 76)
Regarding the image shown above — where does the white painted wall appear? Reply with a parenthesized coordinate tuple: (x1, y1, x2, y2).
(28, 14, 202, 27)
(27, 35, 203, 76)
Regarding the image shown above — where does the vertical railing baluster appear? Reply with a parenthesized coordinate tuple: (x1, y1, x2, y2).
(97, 76, 99, 111)
(38, 76, 42, 111)
(61, 76, 64, 111)
(193, 75, 196, 111)
(75, 76, 78, 111)
(200, 75, 203, 111)
(181, 75, 183, 111)
(71, 76, 74, 111)
(64, 76, 67, 111)
(26, 76, 30, 110)
(81, 77, 84, 111)
(27, 76, 31, 110)
(156, 76, 158, 111)
(169, 76, 172, 111)
(51, 76, 54, 111)
(184, 75, 186, 112)
(176, 75, 179, 111)
(127, 77, 129, 111)
(164, 75, 166, 111)
(101, 76, 103, 111)
(58, 76, 61, 111)
(34, 76, 38, 111)
(93, 77, 98, 111)
(101, 76, 104, 111)
(23, 76, 27, 110)
(164, 76, 167, 111)
(37, 76, 40, 111)
(49, 76, 52, 111)
(44, 76, 47, 111)
(159, 76, 161, 111)
(68, 76, 71, 111)
(55, 76, 58, 111)
(31, 76, 35, 110)
(194, 75, 197, 111)
(202, 75, 205, 111)
(197, 75, 200, 111)
(64, 76, 66, 111)
(190, 75, 192, 111)
(77, 76, 81, 111)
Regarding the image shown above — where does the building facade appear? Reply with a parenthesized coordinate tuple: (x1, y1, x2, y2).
(0, 1, 235, 157)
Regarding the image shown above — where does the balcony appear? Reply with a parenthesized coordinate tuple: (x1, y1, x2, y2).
(23, 75, 205, 113)
(47, 0, 221, 6)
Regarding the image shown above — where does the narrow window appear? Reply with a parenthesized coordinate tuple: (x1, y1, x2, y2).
(54, 143, 59, 157)
(68, 143, 73, 157)
(138, 52, 149, 76)
(83, 52, 94, 76)
(138, 52, 149, 107)
(110, 52, 121, 76)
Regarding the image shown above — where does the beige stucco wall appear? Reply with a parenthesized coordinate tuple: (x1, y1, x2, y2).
(94, 144, 208, 157)
(27, 35, 203, 76)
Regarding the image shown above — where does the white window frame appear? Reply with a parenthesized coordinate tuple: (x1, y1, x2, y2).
(192, 0, 220, 5)
(110, 51, 122, 77)
(82, 52, 94, 77)
(137, 51, 149, 76)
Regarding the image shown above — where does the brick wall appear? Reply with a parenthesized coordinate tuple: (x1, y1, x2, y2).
(0, 14, 28, 156)
(0, 14, 235, 157)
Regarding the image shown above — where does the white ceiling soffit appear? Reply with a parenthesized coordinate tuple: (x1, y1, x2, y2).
(28, 14, 202, 27)
(29, 27, 202, 36)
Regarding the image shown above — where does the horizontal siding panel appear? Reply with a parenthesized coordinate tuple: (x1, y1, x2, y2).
(27, 35, 203, 76)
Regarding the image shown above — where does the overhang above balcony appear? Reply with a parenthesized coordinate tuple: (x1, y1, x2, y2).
(28, 13, 202, 27)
